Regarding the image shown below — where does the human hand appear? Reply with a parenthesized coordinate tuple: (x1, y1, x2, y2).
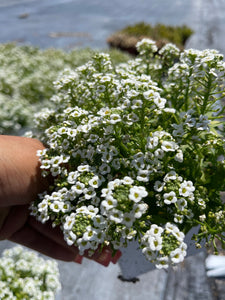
(0, 135, 121, 266)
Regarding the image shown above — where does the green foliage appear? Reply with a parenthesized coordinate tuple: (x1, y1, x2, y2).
(119, 22, 194, 47)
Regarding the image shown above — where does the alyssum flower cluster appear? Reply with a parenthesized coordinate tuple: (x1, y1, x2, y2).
(30, 39, 225, 269)
(0, 43, 129, 135)
(0, 246, 61, 300)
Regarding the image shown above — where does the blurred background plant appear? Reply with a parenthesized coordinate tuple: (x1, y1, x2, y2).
(107, 22, 194, 55)
(0, 43, 130, 135)
(0, 245, 61, 300)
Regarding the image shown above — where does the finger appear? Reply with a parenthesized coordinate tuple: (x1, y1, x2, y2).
(89, 245, 122, 265)
(84, 247, 112, 267)
(29, 217, 116, 266)
(28, 216, 83, 263)
(9, 223, 79, 262)
(28, 217, 72, 250)
(0, 205, 29, 240)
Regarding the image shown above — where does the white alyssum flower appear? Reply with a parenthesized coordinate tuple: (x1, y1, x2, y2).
(163, 191, 177, 204)
(129, 186, 148, 203)
(0, 246, 61, 299)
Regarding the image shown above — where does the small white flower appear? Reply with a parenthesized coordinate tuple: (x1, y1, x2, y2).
(83, 187, 96, 200)
(163, 191, 177, 204)
(37, 149, 47, 157)
(38, 199, 48, 213)
(198, 198, 206, 208)
(133, 203, 148, 218)
(163, 171, 177, 182)
(155, 257, 169, 269)
(102, 151, 114, 163)
(50, 201, 63, 213)
(83, 226, 97, 241)
(142, 247, 157, 261)
(148, 224, 164, 237)
(86, 205, 99, 215)
(163, 108, 176, 114)
(77, 165, 90, 172)
(174, 214, 184, 224)
(101, 196, 117, 210)
(154, 148, 164, 159)
(93, 215, 106, 229)
(40, 159, 51, 169)
(148, 235, 163, 251)
(127, 112, 139, 123)
(109, 114, 121, 124)
(199, 214, 206, 222)
(64, 230, 77, 245)
(186, 209, 194, 219)
(112, 158, 121, 169)
(176, 198, 187, 211)
(67, 128, 77, 137)
(154, 96, 166, 109)
(170, 248, 185, 264)
(161, 141, 178, 152)
(179, 180, 195, 197)
(131, 99, 143, 109)
(99, 163, 111, 175)
(129, 186, 148, 203)
(89, 176, 101, 188)
(61, 201, 72, 213)
(122, 212, 135, 227)
(122, 176, 134, 185)
(174, 150, 183, 162)
(67, 171, 79, 184)
(51, 156, 63, 167)
(154, 181, 165, 192)
(137, 169, 150, 182)
(71, 181, 85, 194)
(109, 208, 124, 223)
(172, 229, 185, 242)
(77, 238, 91, 255)
(50, 166, 61, 176)
(88, 134, 99, 143)
(147, 136, 159, 149)
(143, 89, 155, 100)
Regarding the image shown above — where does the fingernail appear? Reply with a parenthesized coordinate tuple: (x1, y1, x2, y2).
(111, 250, 122, 264)
(94, 249, 112, 266)
(96, 252, 111, 266)
(74, 254, 83, 264)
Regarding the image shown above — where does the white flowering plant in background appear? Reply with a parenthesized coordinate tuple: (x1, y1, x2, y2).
(0, 43, 130, 135)
(30, 39, 225, 269)
(0, 246, 61, 300)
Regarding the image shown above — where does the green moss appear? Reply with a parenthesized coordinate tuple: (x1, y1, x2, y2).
(120, 22, 193, 46)
(107, 22, 194, 54)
